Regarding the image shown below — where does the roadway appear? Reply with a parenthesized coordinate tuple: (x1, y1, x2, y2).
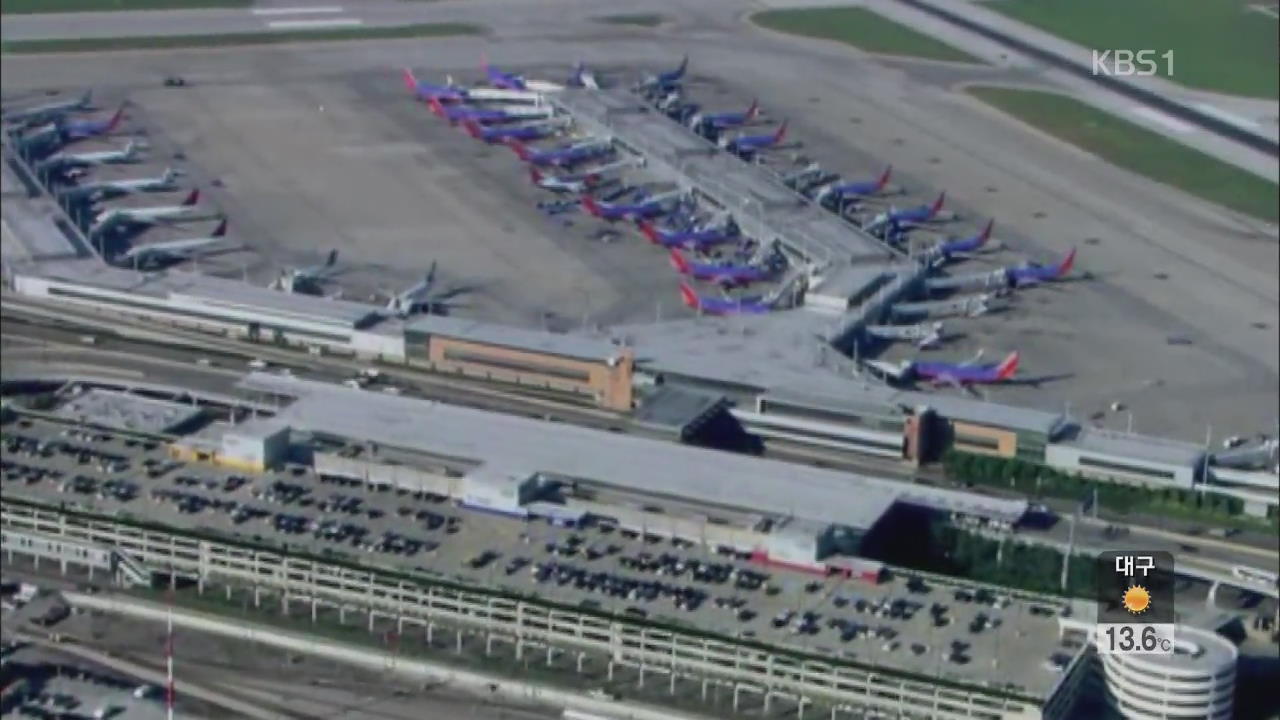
(2, 298, 1277, 595)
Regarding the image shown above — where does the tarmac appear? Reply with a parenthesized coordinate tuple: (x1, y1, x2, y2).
(1, 2, 1275, 441)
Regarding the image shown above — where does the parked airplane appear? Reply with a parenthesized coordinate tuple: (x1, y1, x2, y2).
(92, 189, 214, 230)
(479, 56, 565, 93)
(890, 293, 994, 320)
(865, 322, 945, 350)
(866, 350, 1019, 387)
(567, 61, 600, 90)
(59, 165, 177, 198)
(689, 100, 759, 132)
(814, 166, 892, 203)
(427, 97, 551, 125)
(933, 220, 993, 259)
(580, 190, 681, 222)
(678, 281, 773, 315)
(1006, 248, 1076, 287)
(668, 250, 771, 286)
(925, 248, 1076, 292)
(51, 106, 125, 142)
(385, 262, 439, 317)
(59, 167, 179, 202)
(510, 137, 612, 167)
(2, 90, 92, 126)
(35, 140, 142, 172)
(638, 57, 689, 91)
(402, 69, 468, 102)
(887, 192, 946, 225)
(274, 249, 339, 292)
(638, 219, 738, 249)
(720, 122, 787, 156)
(116, 219, 229, 267)
(462, 117, 568, 144)
(528, 158, 635, 193)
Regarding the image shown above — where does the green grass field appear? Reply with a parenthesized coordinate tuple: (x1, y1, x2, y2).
(985, 0, 1278, 99)
(593, 14, 665, 27)
(1, 0, 248, 11)
(751, 7, 981, 63)
(968, 86, 1279, 223)
(0, 23, 485, 53)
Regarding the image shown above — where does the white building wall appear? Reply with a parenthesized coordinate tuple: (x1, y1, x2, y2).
(1097, 626, 1236, 720)
(1045, 444, 1196, 488)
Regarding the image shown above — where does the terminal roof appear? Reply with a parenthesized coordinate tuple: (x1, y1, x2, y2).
(54, 387, 203, 435)
(239, 374, 1029, 527)
(553, 88, 896, 267)
(1060, 426, 1205, 468)
(19, 258, 388, 332)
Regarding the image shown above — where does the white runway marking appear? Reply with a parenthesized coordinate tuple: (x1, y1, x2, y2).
(1130, 106, 1195, 134)
(1194, 103, 1261, 130)
(266, 18, 363, 30)
(251, 6, 344, 15)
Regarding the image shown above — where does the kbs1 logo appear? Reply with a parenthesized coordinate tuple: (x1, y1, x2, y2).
(1091, 50, 1174, 77)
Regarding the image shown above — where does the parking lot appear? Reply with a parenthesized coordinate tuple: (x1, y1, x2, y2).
(3, 411, 1075, 702)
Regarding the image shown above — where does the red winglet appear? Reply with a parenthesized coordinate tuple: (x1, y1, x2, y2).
(211, 218, 228, 237)
(580, 195, 601, 217)
(402, 68, 419, 95)
(773, 121, 788, 144)
(462, 120, 483, 139)
(876, 165, 892, 191)
(509, 140, 531, 161)
(928, 192, 945, 218)
(528, 167, 543, 185)
(745, 99, 760, 121)
(668, 249, 691, 274)
(978, 219, 994, 245)
(106, 106, 125, 133)
(678, 281, 699, 309)
(427, 97, 448, 119)
(996, 351, 1020, 381)
(638, 220, 661, 244)
(182, 189, 199, 206)
(1056, 248, 1077, 278)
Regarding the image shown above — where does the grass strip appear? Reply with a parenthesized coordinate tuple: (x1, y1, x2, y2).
(968, 86, 1279, 223)
(751, 6, 980, 63)
(1, 23, 485, 54)
(593, 14, 665, 27)
(2, 0, 249, 12)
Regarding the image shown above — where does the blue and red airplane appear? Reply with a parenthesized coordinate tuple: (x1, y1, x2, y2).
(935, 220, 993, 258)
(462, 119, 562, 144)
(55, 107, 125, 142)
(580, 192, 676, 222)
(679, 281, 773, 315)
(428, 97, 549, 125)
(869, 350, 1020, 387)
(402, 69, 467, 103)
(887, 192, 946, 224)
(1006, 248, 1076, 287)
(721, 122, 787, 156)
(510, 138, 612, 167)
(690, 100, 759, 132)
(639, 56, 689, 91)
(668, 249, 771, 286)
(820, 165, 892, 200)
(638, 219, 739, 249)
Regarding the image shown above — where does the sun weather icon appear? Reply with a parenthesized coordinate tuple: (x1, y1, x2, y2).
(1122, 585, 1151, 615)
